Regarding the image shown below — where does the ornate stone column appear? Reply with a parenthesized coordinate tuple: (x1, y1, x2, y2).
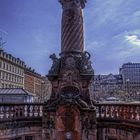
(43, 1, 97, 140)
(59, 0, 86, 55)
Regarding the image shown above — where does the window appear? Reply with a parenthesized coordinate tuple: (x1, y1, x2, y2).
(3, 62, 5, 69)
(6, 63, 8, 70)
(0, 60, 2, 68)
(11, 75, 14, 82)
(2, 83, 4, 88)
(10, 65, 12, 71)
(5, 84, 7, 88)
(5, 73, 7, 80)
(3, 72, 5, 80)
(12, 66, 14, 72)
(9, 74, 11, 81)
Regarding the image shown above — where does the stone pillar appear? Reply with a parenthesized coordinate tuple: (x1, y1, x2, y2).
(45, 0, 97, 140)
(59, 0, 86, 54)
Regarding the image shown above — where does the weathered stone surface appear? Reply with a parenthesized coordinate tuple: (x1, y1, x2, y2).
(45, 0, 96, 139)
(59, 0, 85, 54)
(0, 127, 42, 140)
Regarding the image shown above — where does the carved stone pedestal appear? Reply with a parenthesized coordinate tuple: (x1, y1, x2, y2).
(43, 1, 97, 139)
(42, 102, 96, 140)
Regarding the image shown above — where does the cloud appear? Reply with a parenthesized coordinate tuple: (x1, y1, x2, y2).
(0, 29, 8, 35)
(1, 0, 140, 75)
(85, 1, 140, 68)
(125, 35, 140, 47)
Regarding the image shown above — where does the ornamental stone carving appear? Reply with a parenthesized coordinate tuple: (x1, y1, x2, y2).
(45, 0, 96, 140)
(80, 51, 94, 74)
(49, 53, 60, 75)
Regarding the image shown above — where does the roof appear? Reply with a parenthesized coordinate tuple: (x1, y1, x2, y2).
(0, 88, 34, 96)
(94, 74, 122, 81)
(0, 50, 25, 68)
(106, 96, 119, 101)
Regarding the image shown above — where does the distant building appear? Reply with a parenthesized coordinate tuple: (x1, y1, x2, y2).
(91, 74, 123, 101)
(0, 49, 52, 102)
(120, 62, 140, 101)
(0, 49, 25, 88)
(0, 88, 34, 103)
(24, 68, 44, 102)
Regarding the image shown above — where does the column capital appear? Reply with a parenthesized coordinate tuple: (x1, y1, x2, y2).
(59, 0, 87, 9)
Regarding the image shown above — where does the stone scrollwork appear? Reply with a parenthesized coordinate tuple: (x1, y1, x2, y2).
(46, 86, 93, 110)
(80, 51, 94, 74)
(82, 114, 96, 140)
(46, 117, 55, 130)
(43, 116, 56, 140)
(76, 96, 89, 109)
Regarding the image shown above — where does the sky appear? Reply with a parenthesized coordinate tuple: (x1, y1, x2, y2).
(0, 0, 140, 75)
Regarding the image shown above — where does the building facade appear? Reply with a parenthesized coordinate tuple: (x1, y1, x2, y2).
(0, 49, 52, 102)
(24, 68, 44, 102)
(91, 63, 140, 102)
(120, 62, 140, 101)
(0, 49, 25, 88)
(91, 74, 123, 101)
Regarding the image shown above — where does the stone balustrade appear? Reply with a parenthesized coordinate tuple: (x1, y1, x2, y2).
(0, 102, 140, 140)
(0, 103, 43, 122)
(96, 103, 140, 123)
(0, 102, 140, 124)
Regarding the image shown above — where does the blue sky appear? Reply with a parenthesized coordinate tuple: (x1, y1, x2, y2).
(0, 0, 140, 75)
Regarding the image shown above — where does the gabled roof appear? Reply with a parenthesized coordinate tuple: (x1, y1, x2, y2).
(104, 74, 116, 80)
(0, 88, 34, 96)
